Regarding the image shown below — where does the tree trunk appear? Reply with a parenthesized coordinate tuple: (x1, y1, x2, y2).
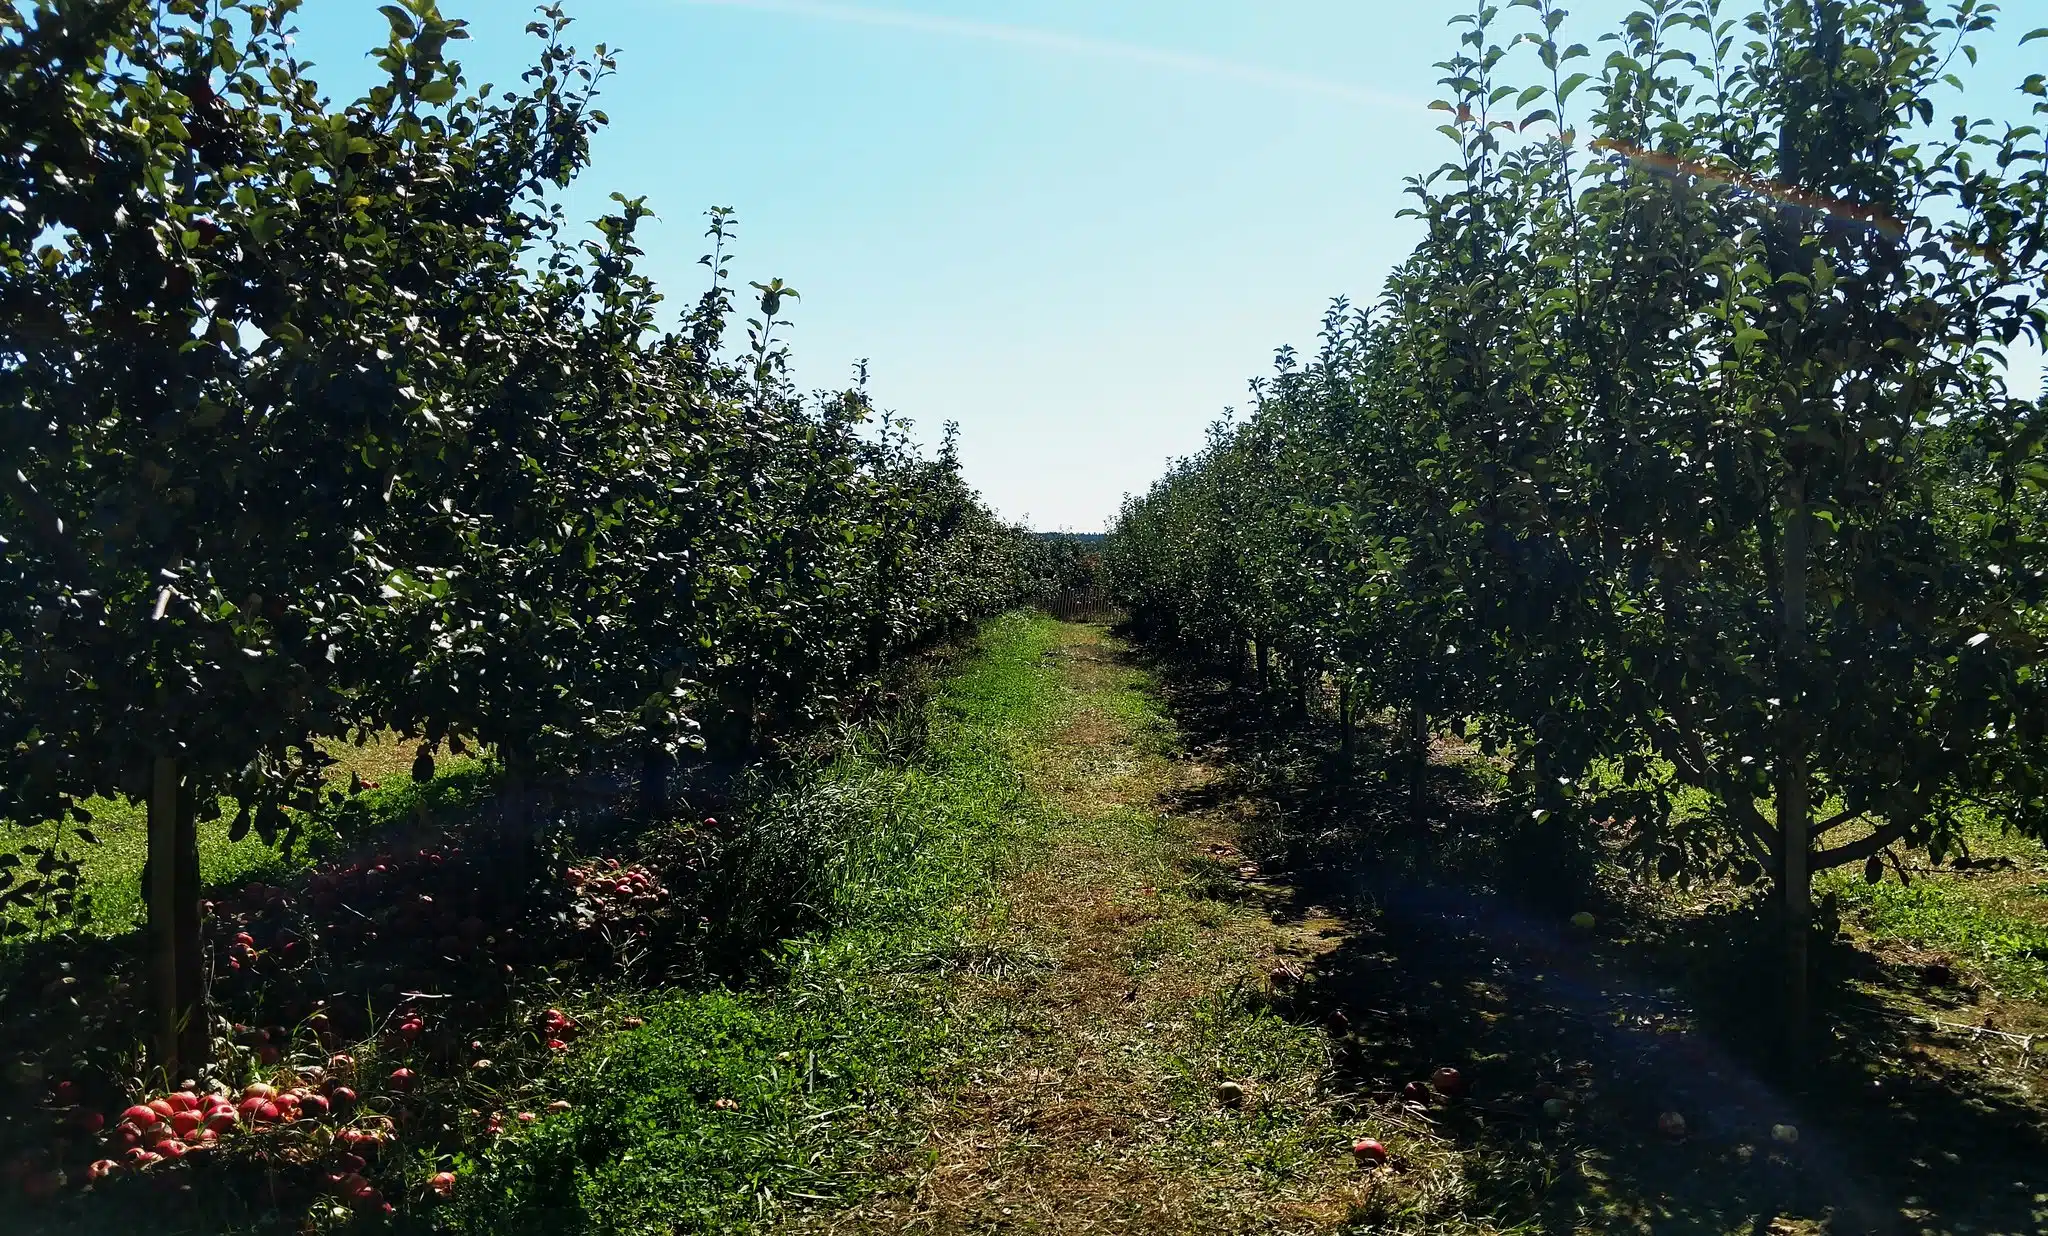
(1408, 706, 1429, 825)
(1339, 680, 1355, 766)
(1778, 480, 1813, 1054)
(172, 782, 205, 1077)
(148, 757, 205, 1080)
(638, 741, 670, 823)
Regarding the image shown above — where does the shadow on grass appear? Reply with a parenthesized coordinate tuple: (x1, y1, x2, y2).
(1128, 637, 2048, 1236)
(0, 627, 991, 1233)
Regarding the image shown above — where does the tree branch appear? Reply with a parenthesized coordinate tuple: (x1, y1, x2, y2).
(1653, 712, 1782, 865)
(1815, 807, 1868, 835)
(1811, 819, 1916, 871)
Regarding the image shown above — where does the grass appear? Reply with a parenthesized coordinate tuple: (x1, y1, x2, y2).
(0, 738, 489, 945)
(1819, 817, 2048, 1002)
(440, 611, 1066, 1234)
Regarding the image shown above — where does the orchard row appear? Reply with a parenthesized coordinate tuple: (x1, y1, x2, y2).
(0, 0, 1054, 1072)
(1105, 0, 2048, 1038)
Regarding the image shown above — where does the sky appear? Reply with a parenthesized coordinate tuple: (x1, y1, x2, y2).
(284, 0, 2046, 532)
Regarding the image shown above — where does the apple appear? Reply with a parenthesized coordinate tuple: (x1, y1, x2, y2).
(243, 1082, 276, 1100)
(1402, 1081, 1431, 1104)
(545, 1100, 572, 1113)
(1771, 1123, 1799, 1144)
(75, 1111, 105, 1133)
(1657, 1111, 1687, 1138)
(1570, 912, 1596, 930)
(1214, 1081, 1245, 1107)
(1431, 1067, 1467, 1098)
(147, 1098, 176, 1119)
(430, 1171, 457, 1197)
(170, 1110, 202, 1136)
(87, 1159, 120, 1182)
(1542, 1098, 1570, 1120)
(328, 1087, 357, 1107)
(516, 1111, 536, 1125)
(51, 1081, 79, 1106)
(120, 1105, 160, 1129)
(388, 1068, 416, 1092)
(1351, 1137, 1388, 1165)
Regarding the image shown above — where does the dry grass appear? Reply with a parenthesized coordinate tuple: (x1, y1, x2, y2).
(790, 624, 1390, 1234)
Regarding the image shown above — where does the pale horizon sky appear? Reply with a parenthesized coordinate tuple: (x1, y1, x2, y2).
(287, 1, 2044, 532)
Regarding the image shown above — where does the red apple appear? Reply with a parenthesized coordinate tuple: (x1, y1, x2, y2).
(388, 1069, 416, 1092)
(1401, 1081, 1431, 1104)
(120, 1105, 160, 1129)
(87, 1159, 120, 1182)
(1431, 1067, 1466, 1097)
(429, 1171, 457, 1197)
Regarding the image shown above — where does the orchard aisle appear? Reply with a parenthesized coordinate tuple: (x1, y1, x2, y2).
(795, 622, 1375, 1234)
(786, 621, 2048, 1236)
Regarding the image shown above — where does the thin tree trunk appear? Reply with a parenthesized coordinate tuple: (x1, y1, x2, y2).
(638, 741, 670, 823)
(148, 757, 204, 1079)
(172, 782, 205, 1076)
(1408, 706, 1429, 825)
(1339, 680, 1355, 766)
(1778, 479, 1812, 1053)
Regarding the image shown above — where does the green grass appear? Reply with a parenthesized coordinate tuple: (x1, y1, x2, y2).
(443, 612, 1066, 1234)
(1, 757, 491, 946)
(1823, 867, 2048, 1000)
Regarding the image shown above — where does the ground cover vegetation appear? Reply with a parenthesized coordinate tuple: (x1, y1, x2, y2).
(1106, 0, 2048, 1051)
(0, 0, 1084, 1223)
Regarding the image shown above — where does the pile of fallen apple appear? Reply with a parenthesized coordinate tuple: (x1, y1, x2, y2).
(0, 820, 716, 1220)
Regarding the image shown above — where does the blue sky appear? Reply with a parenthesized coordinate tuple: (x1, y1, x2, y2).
(287, 1, 2045, 531)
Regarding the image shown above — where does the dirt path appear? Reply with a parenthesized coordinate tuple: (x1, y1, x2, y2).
(795, 622, 1374, 1234)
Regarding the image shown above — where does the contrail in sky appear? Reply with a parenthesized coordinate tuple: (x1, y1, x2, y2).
(677, 0, 1418, 113)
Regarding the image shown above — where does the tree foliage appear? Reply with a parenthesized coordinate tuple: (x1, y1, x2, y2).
(0, 0, 1038, 1072)
(1108, 0, 2048, 1034)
